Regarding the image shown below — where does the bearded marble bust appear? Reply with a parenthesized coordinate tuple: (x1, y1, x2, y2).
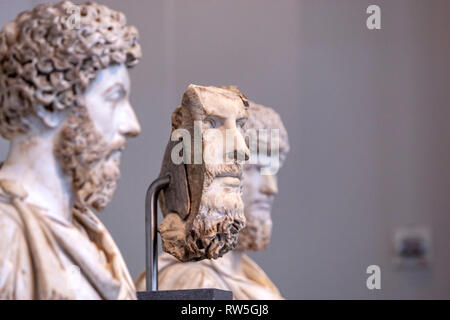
(158, 84, 250, 262)
(135, 85, 251, 289)
(0, 1, 141, 299)
(136, 101, 290, 300)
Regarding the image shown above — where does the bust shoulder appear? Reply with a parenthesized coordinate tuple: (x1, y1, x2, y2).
(159, 259, 228, 291)
(0, 195, 33, 299)
(0, 179, 29, 233)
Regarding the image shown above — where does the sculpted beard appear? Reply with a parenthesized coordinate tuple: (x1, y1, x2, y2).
(162, 163, 246, 261)
(237, 212, 272, 251)
(185, 165, 246, 260)
(55, 107, 122, 211)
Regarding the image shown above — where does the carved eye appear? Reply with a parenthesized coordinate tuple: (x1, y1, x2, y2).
(105, 85, 126, 102)
(236, 117, 246, 128)
(205, 117, 217, 128)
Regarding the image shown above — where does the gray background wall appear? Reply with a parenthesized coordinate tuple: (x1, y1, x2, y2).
(1, 0, 449, 299)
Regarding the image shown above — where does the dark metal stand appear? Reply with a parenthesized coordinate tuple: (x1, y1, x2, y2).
(145, 175, 170, 291)
(138, 175, 233, 300)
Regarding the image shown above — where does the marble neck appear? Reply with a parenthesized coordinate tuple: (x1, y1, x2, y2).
(0, 132, 74, 223)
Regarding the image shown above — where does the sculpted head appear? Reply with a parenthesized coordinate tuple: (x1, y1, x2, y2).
(237, 102, 290, 251)
(0, 1, 141, 210)
(159, 84, 250, 261)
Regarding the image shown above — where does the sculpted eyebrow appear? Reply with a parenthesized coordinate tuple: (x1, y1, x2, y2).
(205, 113, 226, 120)
(203, 105, 231, 119)
(102, 83, 125, 96)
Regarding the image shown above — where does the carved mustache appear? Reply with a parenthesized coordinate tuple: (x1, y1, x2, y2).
(216, 171, 243, 179)
(205, 164, 243, 181)
(105, 141, 126, 160)
(251, 199, 273, 208)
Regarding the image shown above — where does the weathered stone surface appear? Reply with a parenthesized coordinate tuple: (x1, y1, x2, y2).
(157, 84, 250, 262)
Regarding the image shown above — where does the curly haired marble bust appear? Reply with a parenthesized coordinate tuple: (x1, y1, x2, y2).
(0, 1, 141, 299)
(0, 0, 140, 138)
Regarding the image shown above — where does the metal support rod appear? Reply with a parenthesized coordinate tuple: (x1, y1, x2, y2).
(145, 175, 170, 291)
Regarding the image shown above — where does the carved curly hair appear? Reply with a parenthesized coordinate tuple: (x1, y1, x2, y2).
(244, 101, 290, 164)
(0, 1, 141, 139)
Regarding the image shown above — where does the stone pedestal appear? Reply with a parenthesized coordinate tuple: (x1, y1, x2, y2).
(137, 289, 233, 300)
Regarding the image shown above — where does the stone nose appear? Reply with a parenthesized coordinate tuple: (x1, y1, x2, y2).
(119, 102, 141, 138)
(259, 174, 278, 195)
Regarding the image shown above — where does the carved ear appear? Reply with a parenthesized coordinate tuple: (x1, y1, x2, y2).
(35, 104, 67, 128)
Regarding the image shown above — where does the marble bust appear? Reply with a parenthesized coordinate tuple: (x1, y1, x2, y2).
(0, 1, 141, 299)
(137, 101, 290, 299)
(135, 85, 250, 289)
(157, 84, 250, 262)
